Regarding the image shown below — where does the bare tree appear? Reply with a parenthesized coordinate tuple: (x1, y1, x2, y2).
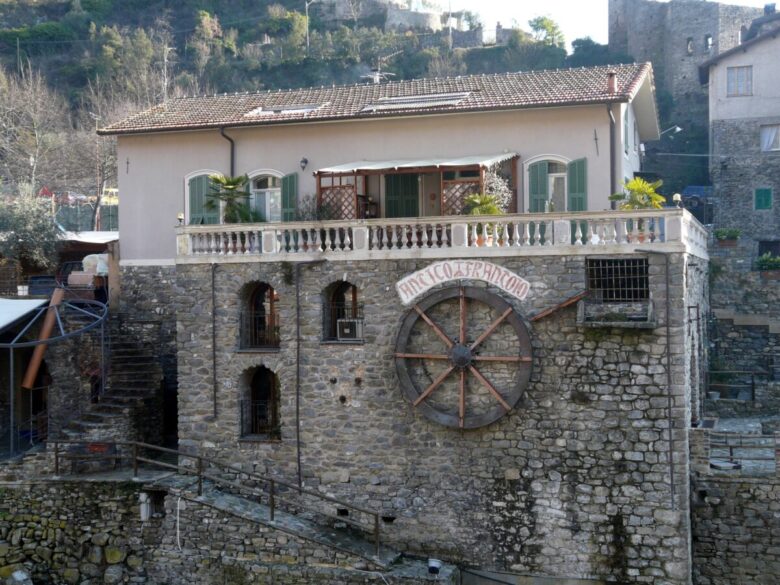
(0, 64, 69, 195)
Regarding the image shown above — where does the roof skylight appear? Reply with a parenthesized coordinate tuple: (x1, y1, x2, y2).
(244, 103, 325, 117)
(360, 92, 470, 113)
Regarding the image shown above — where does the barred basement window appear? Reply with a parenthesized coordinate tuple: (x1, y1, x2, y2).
(240, 282, 280, 349)
(240, 366, 280, 438)
(587, 258, 649, 302)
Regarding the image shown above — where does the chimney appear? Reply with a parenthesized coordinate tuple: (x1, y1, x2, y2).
(607, 70, 617, 95)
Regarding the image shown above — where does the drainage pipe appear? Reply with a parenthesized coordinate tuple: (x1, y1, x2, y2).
(211, 263, 218, 419)
(219, 128, 235, 177)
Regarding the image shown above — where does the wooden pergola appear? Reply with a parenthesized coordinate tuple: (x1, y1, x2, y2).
(313, 154, 519, 220)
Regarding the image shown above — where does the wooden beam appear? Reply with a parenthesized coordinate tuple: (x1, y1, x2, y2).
(530, 290, 588, 322)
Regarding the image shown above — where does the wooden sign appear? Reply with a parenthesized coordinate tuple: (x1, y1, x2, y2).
(396, 260, 530, 305)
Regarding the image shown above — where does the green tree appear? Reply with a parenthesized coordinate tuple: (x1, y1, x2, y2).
(0, 194, 61, 271)
(566, 37, 633, 68)
(529, 16, 565, 49)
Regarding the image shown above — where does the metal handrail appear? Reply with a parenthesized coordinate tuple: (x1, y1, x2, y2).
(51, 439, 381, 554)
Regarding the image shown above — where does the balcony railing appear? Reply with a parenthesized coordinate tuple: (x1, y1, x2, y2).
(177, 209, 709, 262)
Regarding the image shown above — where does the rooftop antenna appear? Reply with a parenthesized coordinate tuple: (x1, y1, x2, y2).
(361, 50, 403, 84)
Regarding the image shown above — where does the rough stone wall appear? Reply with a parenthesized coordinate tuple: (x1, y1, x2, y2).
(691, 476, 780, 585)
(0, 480, 454, 585)
(707, 243, 780, 376)
(0, 481, 150, 584)
(385, 6, 441, 32)
(711, 117, 780, 243)
(173, 251, 705, 583)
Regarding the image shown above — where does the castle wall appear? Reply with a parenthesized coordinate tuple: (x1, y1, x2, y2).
(170, 250, 706, 583)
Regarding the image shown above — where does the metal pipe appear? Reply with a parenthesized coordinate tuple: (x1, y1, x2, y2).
(22, 288, 65, 389)
(607, 105, 617, 200)
(211, 263, 218, 419)
(9, 348, 14, 457)
(219, 127, 235, 177)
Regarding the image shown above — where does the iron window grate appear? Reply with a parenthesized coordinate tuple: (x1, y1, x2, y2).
(587, 258, 649, 302)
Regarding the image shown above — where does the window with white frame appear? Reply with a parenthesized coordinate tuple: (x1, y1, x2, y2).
(760, 125, 780, 152)
(726, 66, 752, 96)
(250, 175, 282, 222)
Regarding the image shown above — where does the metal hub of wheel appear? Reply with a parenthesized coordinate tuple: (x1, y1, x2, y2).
(394, 286, 533, 429)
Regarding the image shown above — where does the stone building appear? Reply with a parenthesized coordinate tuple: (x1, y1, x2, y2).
(67, 63, 727, 583)
(608, 0, 763, 191)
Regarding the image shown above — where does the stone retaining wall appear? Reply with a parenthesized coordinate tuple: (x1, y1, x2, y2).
(691, 476, 780, 585)
(0, 480, 453, 585)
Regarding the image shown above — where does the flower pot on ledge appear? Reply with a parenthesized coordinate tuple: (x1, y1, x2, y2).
(759, 269, 780, 281)
(716, 238, 738, 248)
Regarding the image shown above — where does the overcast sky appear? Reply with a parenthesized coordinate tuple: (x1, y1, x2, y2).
(446, 0, 772, 49)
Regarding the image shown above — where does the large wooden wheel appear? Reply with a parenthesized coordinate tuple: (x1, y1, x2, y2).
(394, 286, 532, 429)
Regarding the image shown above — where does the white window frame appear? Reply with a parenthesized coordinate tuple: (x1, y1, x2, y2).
(184, 168, 223, 225)
(248, 168, 285, 223)
(726, 66, 752, 97)
(523, 154, 571, 212)
(760, 125, 780, 152)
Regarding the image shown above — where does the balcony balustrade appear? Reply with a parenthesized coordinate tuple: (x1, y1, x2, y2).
(177, 209, 708, 263)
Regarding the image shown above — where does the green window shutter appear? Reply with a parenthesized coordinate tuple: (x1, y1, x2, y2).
(385, 174, 419, 218)
(281, 173, 298, 222)
(528, 162, 548, 212)
(755, 188, 772, 210)
(189, 175, 219, 224)
(567, 158, 587, 212)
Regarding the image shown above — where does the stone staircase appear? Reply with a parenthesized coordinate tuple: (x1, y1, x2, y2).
(60, 316, 163, 443)
(145, 473, 458, 581)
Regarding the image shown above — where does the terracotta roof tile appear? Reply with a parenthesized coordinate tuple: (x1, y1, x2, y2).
(100, 63, 653, 135)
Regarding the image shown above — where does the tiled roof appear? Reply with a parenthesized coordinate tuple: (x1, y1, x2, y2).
(100, 63, 652, 135)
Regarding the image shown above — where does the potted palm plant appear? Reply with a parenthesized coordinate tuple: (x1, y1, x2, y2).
(608, 178, 665, 241)
(463, 194, 504, 246)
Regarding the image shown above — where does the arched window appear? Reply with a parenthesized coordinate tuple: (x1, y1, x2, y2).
(240, 366, 280, 438)
(527, 157, 587, 213)
(187, 172, 221, 225)
(241, 283, 280, 349)
(323, 281, 363, 341)
(250, 175, 282, 222)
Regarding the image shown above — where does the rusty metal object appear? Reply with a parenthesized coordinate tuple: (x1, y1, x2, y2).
(395, 286, 532, 429)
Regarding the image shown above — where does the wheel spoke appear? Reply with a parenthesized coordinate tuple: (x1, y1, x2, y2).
(395, 353, 448, 360)
(414, 305, 454, 348)
(468, 365, 512, 412)
(469, 307, 513, 351)
(459, 287, 466, 345)
(413, 366, 455, 406)
(459, 369, 465, 429)
(474, 355, 532, 363)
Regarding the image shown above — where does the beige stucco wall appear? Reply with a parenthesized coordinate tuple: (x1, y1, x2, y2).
(118, 104, 635, 262)
(708, 37, 780, 121)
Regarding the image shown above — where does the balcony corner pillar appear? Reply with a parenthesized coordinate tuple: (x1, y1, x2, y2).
(665, 215, 682, 243)
(177, 231, 190, 256)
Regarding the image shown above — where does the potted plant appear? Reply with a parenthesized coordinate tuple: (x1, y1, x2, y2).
(608, 178, 665, 241)
(206, 174, 264, 223)
(756, 252, 780, 280)
(463, 194, 504, 246)
(713, 228, 741, 247)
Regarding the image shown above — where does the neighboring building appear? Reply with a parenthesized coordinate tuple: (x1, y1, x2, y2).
(700, 10, 780, 251)
(88, 63, 718, 583)
(609, 0, 763, 191)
